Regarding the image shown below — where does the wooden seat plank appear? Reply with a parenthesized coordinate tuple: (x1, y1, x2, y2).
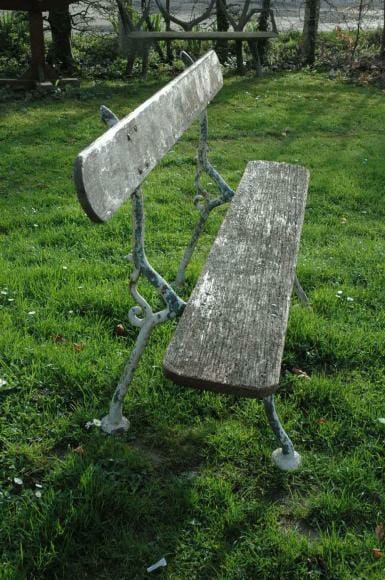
(126, 31, 278, 41)
(164, 161, 309, 398)
(74, 50, 223, 223)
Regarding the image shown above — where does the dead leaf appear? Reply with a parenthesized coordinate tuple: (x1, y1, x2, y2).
(115, 323, 126, 336)
(73, 343, 84, 353)
(51, 334, 66, 344)
(316, 417, 327, 425)
(372, 548, 384, 559)
(375, 524, 385, 542)
(292, 367, 310, 379)
(73, 446, 85, 456)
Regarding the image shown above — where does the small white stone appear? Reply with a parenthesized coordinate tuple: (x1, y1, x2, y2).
(85, 418, 102, 430)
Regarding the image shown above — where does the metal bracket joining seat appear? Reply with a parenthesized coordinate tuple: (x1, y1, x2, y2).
(174, 52, 309, 310)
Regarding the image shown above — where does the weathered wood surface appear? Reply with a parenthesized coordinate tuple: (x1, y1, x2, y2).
(164, 161, 309, 398)
(126, 31, 277, 41)
(74, 50, 223, 223)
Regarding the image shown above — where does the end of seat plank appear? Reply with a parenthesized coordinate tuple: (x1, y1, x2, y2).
(163, 160, 310, 399)
(164, 364, 279, 399)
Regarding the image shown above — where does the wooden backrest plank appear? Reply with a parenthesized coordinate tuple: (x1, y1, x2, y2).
(125, 31, 277, 40)
(74, 50, 223, 222)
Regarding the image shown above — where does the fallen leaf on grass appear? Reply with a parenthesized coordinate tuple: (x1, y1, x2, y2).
(73, 343, 84, 353)
(316, 418, 327, 425)
(372, 548, 384, 559)
(375, 524, 385, 542)
(115, 324, 126, 336)
(73, 446, 85, 456)
(51, 334, 66, 344)
(292, 367, 310, 379)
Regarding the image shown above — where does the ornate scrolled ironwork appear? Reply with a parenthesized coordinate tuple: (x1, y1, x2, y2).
(98, 109, 186, 434)
(97, 68, 308, 435)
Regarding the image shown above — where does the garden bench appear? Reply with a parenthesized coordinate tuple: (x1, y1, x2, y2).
(117, 0, 278, 76)
(74, 50, 309, 471)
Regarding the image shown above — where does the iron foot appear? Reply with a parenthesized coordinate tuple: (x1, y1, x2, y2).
(272, 448, 301, 471)
(101, 414, 130, 434)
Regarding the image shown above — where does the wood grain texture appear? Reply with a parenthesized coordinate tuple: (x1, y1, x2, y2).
(74, 50, 223, 223)
(164, 161, 309, 398)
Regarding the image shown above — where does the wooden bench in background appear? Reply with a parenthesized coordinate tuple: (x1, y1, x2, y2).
(74, 50, 309, 471)
(117, 0, 278, 76)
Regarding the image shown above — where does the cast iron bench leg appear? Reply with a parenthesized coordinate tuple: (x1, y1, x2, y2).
(101, 315, 155, 434)
(101, 188, 186, 434)
(263, 394, 301, 471)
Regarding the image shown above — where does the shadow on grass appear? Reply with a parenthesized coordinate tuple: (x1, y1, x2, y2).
(8, 428, 206, 578)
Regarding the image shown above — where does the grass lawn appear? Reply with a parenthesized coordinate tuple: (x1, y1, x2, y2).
(0, 70, 385, 579)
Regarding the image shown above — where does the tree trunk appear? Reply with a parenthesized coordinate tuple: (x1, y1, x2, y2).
(381, 0, 385, 57)
(117, 0, 137, 77)
(47, 6, 73, 74)
(235, 40, 243, 74)
(215, 0, 229, 62)
(301, 0, 320, 66)
(248, 40, 262, 76)
(257, 0, 271, 65)
(351, 0, 364, 61)
(165, 0, 173, 64)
